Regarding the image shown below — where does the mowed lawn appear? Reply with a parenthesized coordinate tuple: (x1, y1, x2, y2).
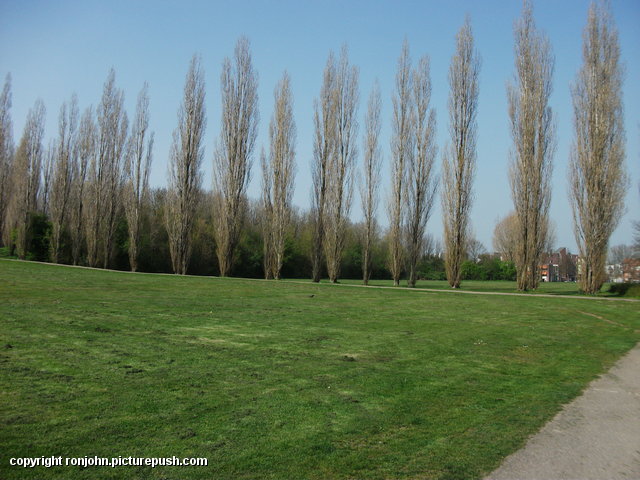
(1, 260, 639, 480)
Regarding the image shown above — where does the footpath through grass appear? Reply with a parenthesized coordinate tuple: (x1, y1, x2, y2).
(1, 260, 638, 480)
(338, 278, 631, 297)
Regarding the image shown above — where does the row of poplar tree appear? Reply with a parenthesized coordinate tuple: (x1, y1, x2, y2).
(0, 1, 628, 293)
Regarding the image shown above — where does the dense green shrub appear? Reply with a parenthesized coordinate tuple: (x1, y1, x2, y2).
(608, 283, 640, 297)
(25, 213, 51, 262)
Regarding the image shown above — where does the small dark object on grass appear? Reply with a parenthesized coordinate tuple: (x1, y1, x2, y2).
(179, 428, 196, 439)
(342, 355, 357, 362)
(4, 344, 13, 349)
(125, 368, 145, 374)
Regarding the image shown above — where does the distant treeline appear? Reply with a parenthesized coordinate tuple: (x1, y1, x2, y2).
(1, 193, 518, 282)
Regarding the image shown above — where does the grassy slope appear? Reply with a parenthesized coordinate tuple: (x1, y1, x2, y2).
(1, 260, 638, 480)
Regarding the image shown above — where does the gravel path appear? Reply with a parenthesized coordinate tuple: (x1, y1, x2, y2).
(485, 343, 640, 480)
(285, 279, 640, 302)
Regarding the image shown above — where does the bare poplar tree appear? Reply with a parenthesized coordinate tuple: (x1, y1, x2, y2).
(5, 100, 45, 258)
(492, 212, 519, 262)
(324, 46, 358, 283)
(569, 1, 627, 294)
(0, 74, 14, 245)
(388, 41, 413, 287)
(360, 82, 382, 285)
(85, 70, 128, 268)
(166, 55, 206, 275)
(310, 52, 337, 282)
(124, 83, 154, 272)
(261, 72, 296, 280)
(260, 148, 275, 278)
(213, 36, 259, 277)
(40, 140, 55, 216)
(101, 73, 128, 269)
(49, 95, 79, 263)
(70, 107, 95, 265)
(507, 1, 555, 291)
(406, 56, 438, 288)
(442, 17, 480, 288)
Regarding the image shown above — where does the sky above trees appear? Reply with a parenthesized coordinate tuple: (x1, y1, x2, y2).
(1, 0, 638, 252)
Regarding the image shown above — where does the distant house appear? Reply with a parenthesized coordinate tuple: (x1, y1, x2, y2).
(622, 258, 640, 283)
(605, 263, 624, 283)
(539, 248, 579, 282)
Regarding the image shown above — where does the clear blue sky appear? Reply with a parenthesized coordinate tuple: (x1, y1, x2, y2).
(1, 0, 638, 252)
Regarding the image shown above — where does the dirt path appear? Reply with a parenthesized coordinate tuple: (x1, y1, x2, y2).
(284, 279, 640, 302)
(484, 343, 640, 480)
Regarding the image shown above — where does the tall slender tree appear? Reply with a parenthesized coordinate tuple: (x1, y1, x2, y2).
(360, 82, 382, 286)
(405, 56, 438, 288)
(569, 1, 627, 294)
(214, 36, 259, 277)
(388, 41, 413, 287)
(49, 95, 79, 263)
(260, 148, 275, 278)
(507, 1, 555, 291)
(442, 17, 480, 288)
(124, 83, 154, 272)
(101, 75, 128, 269)
(85, 69, 128, 268)
(40, 140, 55, 216)
(310, 52, 337, 282)
(261, 72, 296, 280)
(0, 74, 14, 246)
(6, 100, 45, 259)
(324, 46, 358, 283)
(166, 55, 206, 275)
(70, 107, 95, 265)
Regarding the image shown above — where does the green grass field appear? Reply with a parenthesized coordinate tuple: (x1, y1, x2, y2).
(1, 260, 639, 479)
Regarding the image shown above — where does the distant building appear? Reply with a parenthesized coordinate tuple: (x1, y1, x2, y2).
(539, 248, 579, 282)
(605, 263, 624, 283)
(622, 258, 640, 283)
